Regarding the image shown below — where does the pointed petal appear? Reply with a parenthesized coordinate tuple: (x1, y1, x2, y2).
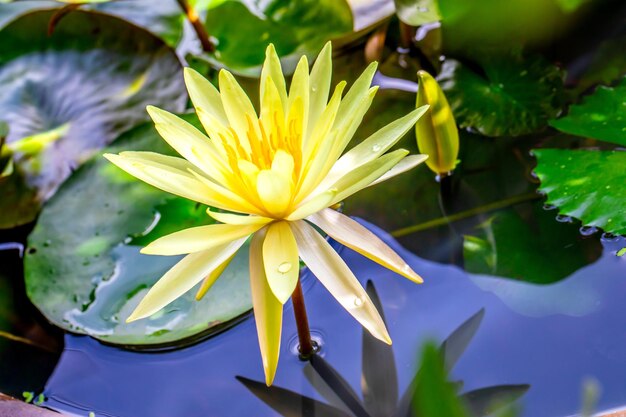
(287, 56, 309, 135)
(367, 154, 428, 187)
(103, 152, 215, 206)
(328, 105, 429, 181)
(263, 221, 299, 304)
(308, 209, 423, 283)
(329, 149, 409, 205)
(195, 251, 236, 300)
(290, 220, 391, 344)
(141, 223, 262, 256)
(307, 41, 332, 140)
(335, 62, 377, 128)
(146, 106, 228, 182)
(207, 210, 272, 226)
(250, 228, 283, 386)
(127, 238, 247, 322)
(286, 189, 336, 221)
(183, 67, 229, 127)
(260, 44, 288, 109)
(219, 69, 260, 153)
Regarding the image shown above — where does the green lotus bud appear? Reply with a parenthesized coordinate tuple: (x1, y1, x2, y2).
(415, 70, 459, 178)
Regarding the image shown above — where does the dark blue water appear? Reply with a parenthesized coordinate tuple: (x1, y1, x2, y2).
(41, 220, 626, 417)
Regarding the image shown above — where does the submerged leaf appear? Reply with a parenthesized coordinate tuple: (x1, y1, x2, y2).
(463, 202, 602, 283)
(534, 149, 626, 236)
(438, 55, 565, 137)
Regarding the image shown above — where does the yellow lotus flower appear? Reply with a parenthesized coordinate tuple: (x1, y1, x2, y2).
(104, 42, 428, 385)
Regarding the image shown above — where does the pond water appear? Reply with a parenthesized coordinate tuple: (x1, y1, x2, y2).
(2, 190, 626, 416)
(0, 9, 624, 415)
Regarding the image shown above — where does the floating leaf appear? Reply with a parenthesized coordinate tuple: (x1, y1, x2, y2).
(438, 55, 565, 137)
(0, 9, 185, 228)
(534, 149, 626, 236)
(394, 0, 441, 26)
(0, 0, 184, 45)
(24, 118, 253, 347)
(200, 0, 353, 75)
(463, 202, 601, 284)
(550, 77, 626, 146)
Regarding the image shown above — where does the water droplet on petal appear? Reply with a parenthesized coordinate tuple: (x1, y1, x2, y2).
(353, 297, 363, 307)
(278, 262, 292, 274)
(371, 144, 382, 152)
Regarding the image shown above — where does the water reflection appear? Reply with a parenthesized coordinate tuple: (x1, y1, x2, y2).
(239, 283, 528, 417)
(42, 220, 626, 417)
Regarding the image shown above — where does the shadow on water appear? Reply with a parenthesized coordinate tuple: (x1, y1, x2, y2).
(0, 224, 63, 398)
(39, 219, 626, 417)
(238, 283, 529, 417)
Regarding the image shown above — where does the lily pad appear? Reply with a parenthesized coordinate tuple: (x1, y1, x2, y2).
(533, 149, 626, 236)
(0, 9, 186, 228)
(549, 77, 626, 146)
(200, 0, 353, 75)
(0, 0, 184, 45)
(394, 0, 441, 26)
(438, 55, 565, 137)
(463, 202, 601, 284)
(24, 117, 253, 347)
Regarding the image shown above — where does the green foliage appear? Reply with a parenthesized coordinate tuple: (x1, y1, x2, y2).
(534, 149, 626, 235)
(24, 117, 253, 347)
(439, 54, 565, 137)
(0, 9, 185, 228)
(201, 0, 353, 75)
(394, 0, 441, 26)
(463, 202, 601, 284)
(0, 0, 184, 45)
(550, 77, 626, 146)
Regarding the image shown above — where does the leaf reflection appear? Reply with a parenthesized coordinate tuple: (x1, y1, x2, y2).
(238, 281, 530, 416)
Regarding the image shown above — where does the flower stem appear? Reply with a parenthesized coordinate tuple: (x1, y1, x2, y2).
(291, 277, 314, 359)
(175, 0, 215, 53)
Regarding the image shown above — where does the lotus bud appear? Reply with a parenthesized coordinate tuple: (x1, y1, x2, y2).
(415, 70, 459, 178)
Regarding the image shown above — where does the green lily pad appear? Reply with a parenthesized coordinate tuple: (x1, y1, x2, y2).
(534, 149, 626, 236)
(438, 55, 565, 137)
(0, 1, 184, 45)
(24, 116, 253, 347)
(394, 0, 441, 26)
(463, 202, 601, 284)
(550, 77, 626, 146)
(0, 9, 186, 228)
(200, 0, 353, 75)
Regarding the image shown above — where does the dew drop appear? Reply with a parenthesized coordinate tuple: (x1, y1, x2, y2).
(278, 262, 292, 274)
(353, 297, 363, 307)
(543, 203, 557, 210)
(418, 6, 429, 12)
(371, 144, 382, 152)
